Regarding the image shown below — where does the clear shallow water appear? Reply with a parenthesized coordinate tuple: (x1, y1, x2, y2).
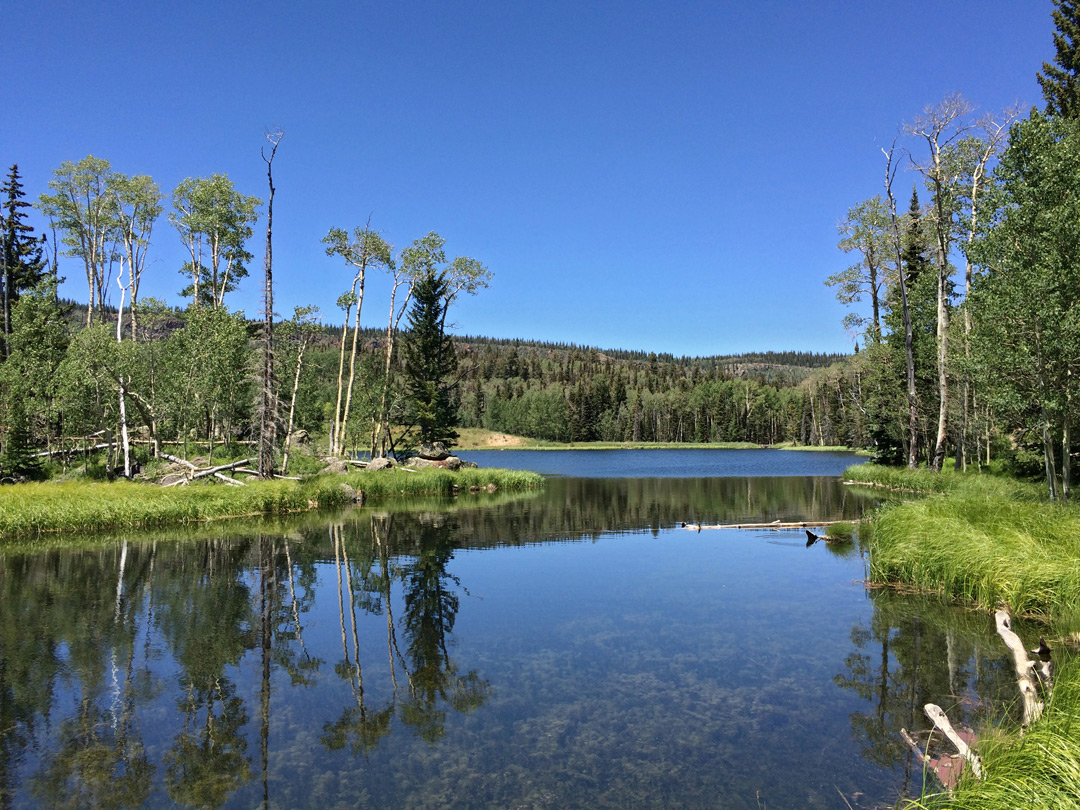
(0, 454, 1028, 809)
(459, 447, 865, 478)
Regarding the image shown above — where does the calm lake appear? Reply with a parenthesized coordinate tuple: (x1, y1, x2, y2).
(0, 450, 1027, 809)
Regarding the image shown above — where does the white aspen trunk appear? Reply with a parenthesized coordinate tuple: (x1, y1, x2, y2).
(339, 281, 365, 455)
(282, 340, 306, 475)
(373, 278, 414, 458)
(116, 278, 131, 478)
(331, 315, 350, 456)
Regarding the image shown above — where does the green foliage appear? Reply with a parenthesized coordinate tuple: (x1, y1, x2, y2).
(968, 110, 1080, 498)
(170, 175, 261, 308)
(1, 164, 47, 340)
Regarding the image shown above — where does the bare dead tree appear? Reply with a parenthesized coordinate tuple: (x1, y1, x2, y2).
(257, 129, 283, 478)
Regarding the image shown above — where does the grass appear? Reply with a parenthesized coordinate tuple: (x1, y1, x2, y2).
(0, 467, 543, 539)
(342, 465, 544, 497)
(852, 464, 1076, 617)
(852, 462, 1080, 808)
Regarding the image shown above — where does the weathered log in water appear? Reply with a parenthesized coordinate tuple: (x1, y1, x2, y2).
(683, 519, 856, 531)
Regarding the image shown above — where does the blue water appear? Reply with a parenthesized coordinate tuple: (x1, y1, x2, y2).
(459, 447, 865, 478)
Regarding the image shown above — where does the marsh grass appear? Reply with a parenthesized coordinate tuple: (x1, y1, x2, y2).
(342, 466, 544, 497)
(0, 468, 543, 539)
(863, 476, 1079, 617)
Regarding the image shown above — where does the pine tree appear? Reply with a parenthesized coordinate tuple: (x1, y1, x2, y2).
(404, 269, 458, 446)
(1, 164, 46, 353)
(900, 188, 932, 286)
(1039, 0, 1080, 119)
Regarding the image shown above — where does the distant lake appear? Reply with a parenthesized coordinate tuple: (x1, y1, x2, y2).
(459, 447, 864, 478)
(0, 451, 1027, 809)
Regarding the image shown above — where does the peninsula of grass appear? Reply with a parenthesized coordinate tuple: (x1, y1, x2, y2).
(0, 467, 544, 539)
(850, 464, 1075, 616)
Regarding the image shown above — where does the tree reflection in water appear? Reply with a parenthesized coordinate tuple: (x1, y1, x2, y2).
(0, 475, 898, 809)
(322, 514, 490, 754)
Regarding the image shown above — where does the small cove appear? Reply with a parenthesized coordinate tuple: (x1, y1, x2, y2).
(0, 450, 1029, 808)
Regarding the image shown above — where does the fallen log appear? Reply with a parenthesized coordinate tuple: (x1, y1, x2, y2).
(925, 703, 984, 781)
(213, 472, 246, 487)
(161, 453, 197, 471)
(191, 458, 254, 481)
(682, 519, 855, 531)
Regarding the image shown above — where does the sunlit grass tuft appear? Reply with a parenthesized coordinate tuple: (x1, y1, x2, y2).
(864, 477, 1080, 617)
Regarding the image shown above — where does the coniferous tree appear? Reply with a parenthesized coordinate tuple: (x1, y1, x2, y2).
(404, 269, 458, 446)
(1039, 0, 1080, 119)
(1, 165, 47, 354)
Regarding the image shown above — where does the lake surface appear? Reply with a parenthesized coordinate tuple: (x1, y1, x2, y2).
(459, 447, 863, 478)
(0, 450, 1030, 809)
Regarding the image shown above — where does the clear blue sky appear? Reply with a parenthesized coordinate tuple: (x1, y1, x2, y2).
(1, 0, 1054, 357)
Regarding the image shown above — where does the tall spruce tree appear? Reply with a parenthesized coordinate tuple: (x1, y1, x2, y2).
(1, 165, 46, 355)
(1039, 0, 1080, 119)
(404, 269, 458, 446)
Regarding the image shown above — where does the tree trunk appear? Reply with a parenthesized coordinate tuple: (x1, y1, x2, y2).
(1042, 405, 1060, 501)
(257, 131, 282, 478)
(331, 316, 350, 456)
(281, 340, 306, 475)
(931, 259, 949, 472)
(1063, 381, 1072, 501)
(338, 283, 365, 457)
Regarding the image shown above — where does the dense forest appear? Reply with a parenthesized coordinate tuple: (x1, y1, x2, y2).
(1, 2, 1079, 502)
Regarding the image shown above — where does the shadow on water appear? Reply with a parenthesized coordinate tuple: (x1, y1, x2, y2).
(0, 477, 1030, 809)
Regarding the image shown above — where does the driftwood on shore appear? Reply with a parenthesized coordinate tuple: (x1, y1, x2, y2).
(160, 455, 255, 487)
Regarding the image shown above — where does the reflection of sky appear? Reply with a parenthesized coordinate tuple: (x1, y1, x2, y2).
(458, 448, 866, 478)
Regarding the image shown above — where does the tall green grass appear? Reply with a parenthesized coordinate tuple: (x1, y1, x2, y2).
(342, 466, 543, 497)
(855, 466, 1080, 808)
(0, 468, 543, 539)
(0, 477, 354, 537)
(864, 477, 1079, 617)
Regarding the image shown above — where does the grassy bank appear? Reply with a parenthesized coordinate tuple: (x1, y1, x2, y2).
(849, 464, 1077, 617)
(850, 463, 1080, 807)
(0, 467, 544, 539)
